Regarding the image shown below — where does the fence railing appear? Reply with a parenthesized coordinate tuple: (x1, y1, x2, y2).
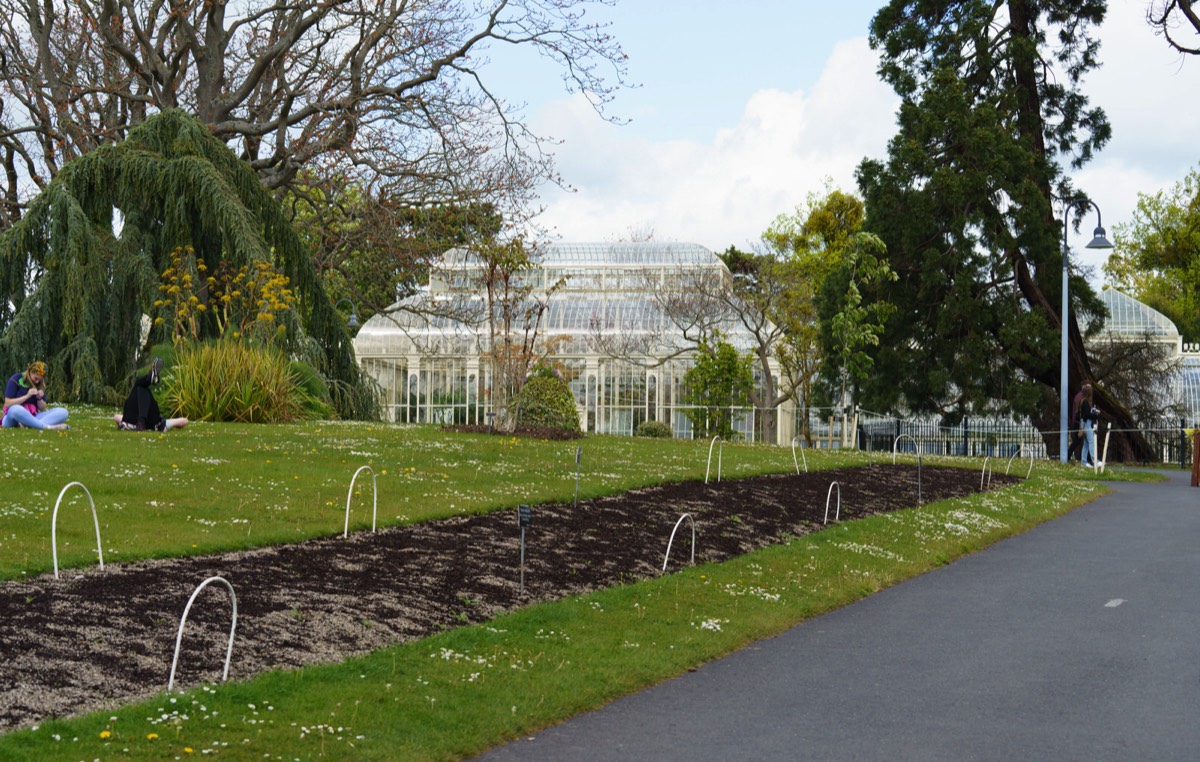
(1128, 418, 1195, 468)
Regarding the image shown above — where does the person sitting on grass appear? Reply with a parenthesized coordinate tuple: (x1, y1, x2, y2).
(2, 360, 70, 430)
(113, 357, 189, 432)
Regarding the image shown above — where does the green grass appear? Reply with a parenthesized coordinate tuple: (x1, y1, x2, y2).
(0, 408, 1168, 758)
(1, 405, 915, 581)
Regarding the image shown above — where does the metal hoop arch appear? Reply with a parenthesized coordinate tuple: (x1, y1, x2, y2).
(343, 465, 378, 538)
(51, 481, 105, 580)
(791, 437, 808, 474)
(823, 481, 842, 525)
(705, 436, 723, 484)
(892, 434, 918, 464)
(662, 513, 696, 572)
(167, 576, 238, 691)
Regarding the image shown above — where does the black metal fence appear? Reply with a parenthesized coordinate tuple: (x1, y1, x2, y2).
(1128, 418, 1194, 468)
(856, 413, 1046, 460)
(789, 409, 1045, 459)
(788, 407, 1194, 467)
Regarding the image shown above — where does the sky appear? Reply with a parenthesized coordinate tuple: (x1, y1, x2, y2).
(492, 0, 1200, 286)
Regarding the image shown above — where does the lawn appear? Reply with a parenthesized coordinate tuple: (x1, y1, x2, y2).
(0, 405, 1154, 759)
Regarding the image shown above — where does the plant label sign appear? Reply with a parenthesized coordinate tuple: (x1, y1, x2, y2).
(517, 504, 532, 592)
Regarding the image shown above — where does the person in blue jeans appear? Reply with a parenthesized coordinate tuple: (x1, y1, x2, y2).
(1078, 384, 1102, 468)
(2, 361, 70, 430)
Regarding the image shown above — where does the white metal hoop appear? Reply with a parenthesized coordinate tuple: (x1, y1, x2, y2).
(705, 436, 723, 484)
(980, 456, 993, 490)
(168, 576, 238, 691)
(51, 481, 105, 580)
(892, 434, 918, 464)
(791, 437, 808, 474)
(662, 513, 696, 572)
(343, 465, 378, 538)
(823, 481, 841, 525)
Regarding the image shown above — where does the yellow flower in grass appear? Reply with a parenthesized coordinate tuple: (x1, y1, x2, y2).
(99, 730, 111, 739)
(146, 732, 158, 740)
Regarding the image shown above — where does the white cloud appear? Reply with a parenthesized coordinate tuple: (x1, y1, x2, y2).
(1064, 0, 1200, 283)
(530, 37, 898, 250)
(530, 3, 1199, 282)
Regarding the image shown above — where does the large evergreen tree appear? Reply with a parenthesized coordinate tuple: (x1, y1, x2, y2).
(0, 110, 375, 419)
(857, 0, 1154, 460)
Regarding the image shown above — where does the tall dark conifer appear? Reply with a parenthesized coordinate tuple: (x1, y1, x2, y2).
(858, 0, 1153, 460)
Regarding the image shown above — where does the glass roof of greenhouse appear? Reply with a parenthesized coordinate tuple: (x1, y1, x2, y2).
(1091, 287, 1180, 339)
(355, 241, 762, 356)
(359, 295, 720, 335)
(439, 241, 721, 269)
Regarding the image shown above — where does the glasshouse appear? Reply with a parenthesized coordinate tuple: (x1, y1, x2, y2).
(351, 242, 798, 442)
(1091, 286, 1200, 420)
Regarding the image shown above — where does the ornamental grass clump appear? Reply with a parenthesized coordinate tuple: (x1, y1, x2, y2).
(165, 341, 324, 423)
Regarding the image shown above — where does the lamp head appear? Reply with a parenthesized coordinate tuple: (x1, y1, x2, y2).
(1086, 225, 1113, 250)
(347, 311, 360, 330)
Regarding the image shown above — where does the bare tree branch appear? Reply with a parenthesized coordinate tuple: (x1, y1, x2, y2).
(0, 0, 630, 225)
(1148, 0, 1200, 56)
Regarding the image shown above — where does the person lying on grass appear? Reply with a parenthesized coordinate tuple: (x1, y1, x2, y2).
(113, 357, 189, 432)
(2, 360, 70, 430)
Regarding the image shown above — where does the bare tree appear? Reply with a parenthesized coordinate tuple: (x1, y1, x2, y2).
(1148, 1, 1200, 55)
(639, 256, 807, 445)
(474, 238, 564, 430)
(1088, 332, 1183, 423)
(0, 0, 630, 228)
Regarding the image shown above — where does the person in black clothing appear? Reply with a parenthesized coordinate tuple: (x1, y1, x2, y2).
(1078, 383, 1102, 468)
(114, 357, 189, 432)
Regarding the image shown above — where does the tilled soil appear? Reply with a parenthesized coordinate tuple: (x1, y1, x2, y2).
(0, 464, 1015, 732)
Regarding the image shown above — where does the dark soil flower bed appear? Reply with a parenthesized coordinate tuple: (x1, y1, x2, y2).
(0, 464, 1015, 732)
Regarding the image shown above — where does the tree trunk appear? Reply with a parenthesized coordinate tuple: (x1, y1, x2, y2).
(1007, 0, 1155, 464)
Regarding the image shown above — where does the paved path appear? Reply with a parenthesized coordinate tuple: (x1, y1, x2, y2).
(479, 469, 1200, 761)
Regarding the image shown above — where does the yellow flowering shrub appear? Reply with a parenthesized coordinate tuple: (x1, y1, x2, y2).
(158, 249, 296, 346)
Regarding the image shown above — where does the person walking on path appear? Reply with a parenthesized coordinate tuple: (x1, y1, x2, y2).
(1078, 383, 1102, 468)
(113, 357, 188, 432)
(1067, 382, 1089, 463)
(2, 361, 70, 430)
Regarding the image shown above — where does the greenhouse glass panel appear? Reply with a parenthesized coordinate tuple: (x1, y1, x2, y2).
(353, 242, 793, 443)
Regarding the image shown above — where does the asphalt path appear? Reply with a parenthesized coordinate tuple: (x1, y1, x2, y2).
(478, 469, 1200, 761)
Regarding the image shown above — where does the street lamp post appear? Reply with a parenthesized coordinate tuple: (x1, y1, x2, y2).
(334, 298, 360, 330)
(1059, 198, 1113, 463)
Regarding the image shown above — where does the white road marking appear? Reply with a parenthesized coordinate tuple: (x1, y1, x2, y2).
(1105, 599, 1125, 608)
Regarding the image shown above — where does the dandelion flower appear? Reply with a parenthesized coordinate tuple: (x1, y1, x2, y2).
(147, 733, 158, 740)
(99, 730, 112, 739)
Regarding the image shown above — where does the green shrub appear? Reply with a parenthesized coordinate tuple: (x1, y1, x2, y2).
(635, 420, 673, 438)
(164, 340, 324, 423)
(289, 360, 335, 419)
(517, 375, 581, 432)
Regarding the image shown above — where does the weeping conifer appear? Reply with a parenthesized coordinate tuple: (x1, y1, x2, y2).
(0, 110, 377, 419)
